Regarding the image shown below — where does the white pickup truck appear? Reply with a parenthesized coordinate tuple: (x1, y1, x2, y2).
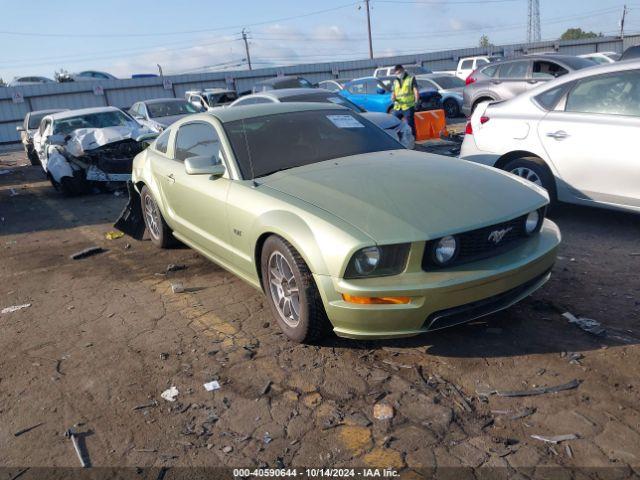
(435, 56, 502, 81)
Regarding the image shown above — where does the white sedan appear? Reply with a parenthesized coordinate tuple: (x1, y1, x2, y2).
(460, 60, 640, 214)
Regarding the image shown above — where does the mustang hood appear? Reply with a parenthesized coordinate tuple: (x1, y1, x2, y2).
(261, 150, 548, 243)
(65, 125, 153, 157)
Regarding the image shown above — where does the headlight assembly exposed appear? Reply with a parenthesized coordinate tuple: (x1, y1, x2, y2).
(345, 244, 410, 279)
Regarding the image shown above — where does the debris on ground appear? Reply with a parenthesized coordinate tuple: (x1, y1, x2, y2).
(510, 407, 536, 420)
(261, 380, 273, 395)
(9, 188, 19, 196)
(0, 169, 13, 175)
(14, 422, 44, 437)
(65, 428, 89, 468)
(478, 379, 580, 398)
(531, 433, 579, 444)
(105, 231, 124, 241)
(1, 303, 31, 315)
(160, 387, 179, 402)
(133, 401, 158, 411)
(263, 432, 273, 444)
(70, 247, 106, 260)
(563, 312, 606, 337)
(373, 402, 394, 420)
(166, 264, 188, 273)
(171, 283, 185, 294)
(203, 380, 221, 392)
(567, 352, 585, 365)
(222, 446, 233, 453)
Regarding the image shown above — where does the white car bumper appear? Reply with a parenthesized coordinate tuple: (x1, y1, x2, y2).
(459, 133, 499, 167)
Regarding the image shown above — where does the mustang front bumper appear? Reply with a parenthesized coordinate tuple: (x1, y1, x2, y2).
(315, 219, 560, 339)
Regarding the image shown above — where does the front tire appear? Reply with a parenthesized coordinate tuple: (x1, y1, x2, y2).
(443, 98, 460, 118)
(140, 186, 175, 248)
(261, 236, 331, 343)
(27, 149, 41, 166)
(503, 157, 557, 202)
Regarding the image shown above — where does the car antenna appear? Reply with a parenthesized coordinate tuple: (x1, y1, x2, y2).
(240, 119, 259, 187)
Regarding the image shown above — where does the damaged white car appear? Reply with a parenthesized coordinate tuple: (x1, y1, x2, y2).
(33, 107, 157, 195)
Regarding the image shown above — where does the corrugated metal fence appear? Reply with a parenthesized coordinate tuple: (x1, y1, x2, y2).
(1, 34, 639, 144)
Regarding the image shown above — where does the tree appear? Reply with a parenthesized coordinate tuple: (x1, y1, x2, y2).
(54, 69, 73, 82)
(560, 28, 601, 40)
(0, 77, 6, 87)
(479, 35, 493, 48)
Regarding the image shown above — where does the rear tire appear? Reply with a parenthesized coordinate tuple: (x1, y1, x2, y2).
(503, 157, 557, 203)
(140, 186, 176, 248)
(52, 171, 91, 197)
(443, 98, 460, 118)
(471, 98, 492, 114)
(260, 235, 331, 344)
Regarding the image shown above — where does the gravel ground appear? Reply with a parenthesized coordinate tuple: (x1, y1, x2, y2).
(1, 146, 639, 476)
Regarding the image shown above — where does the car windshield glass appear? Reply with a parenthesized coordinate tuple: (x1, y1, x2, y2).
(53, 111, 136, 135)
(147, 101, 200, 118)
(224, 110, 401, 180)
(279, 93, 364, 112)
(28, 112, 52, 129)
(606, 53, 621, 61)
(430, 76, 465, 89)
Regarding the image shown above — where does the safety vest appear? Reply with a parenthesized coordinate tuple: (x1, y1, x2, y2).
(393, 75, 416, 110)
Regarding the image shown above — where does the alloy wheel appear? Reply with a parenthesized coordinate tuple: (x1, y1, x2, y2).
(143, 194, 161, 240)
(510, 167, 543, 187)
(267, 251, 300, 328)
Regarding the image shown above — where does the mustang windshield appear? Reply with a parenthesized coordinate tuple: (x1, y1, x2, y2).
(224, 110, 402, 180)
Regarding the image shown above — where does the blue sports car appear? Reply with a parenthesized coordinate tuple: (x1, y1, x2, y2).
(339, 77, 442, 114)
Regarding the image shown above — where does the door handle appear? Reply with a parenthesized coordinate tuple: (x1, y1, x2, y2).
(166, 173, 175, 184)
(491, 80, 502, 85)
(527, 79, 538, 84)
(546, 130, 569, 140)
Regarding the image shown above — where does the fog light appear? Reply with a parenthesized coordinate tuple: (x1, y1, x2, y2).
(525, 210, 541, 235)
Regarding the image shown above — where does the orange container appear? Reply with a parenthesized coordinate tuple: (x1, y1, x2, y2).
(414, 109, 447, 141)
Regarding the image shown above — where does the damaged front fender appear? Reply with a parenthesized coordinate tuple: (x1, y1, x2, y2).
(114, 181, 146, 240)
(46, 148, 74, 183)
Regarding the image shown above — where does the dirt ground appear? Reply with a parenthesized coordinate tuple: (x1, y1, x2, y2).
(1, 145, 639, 477)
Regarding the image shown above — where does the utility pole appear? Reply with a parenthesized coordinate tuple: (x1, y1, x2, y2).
(242, 29, 252, 71)
(620, 4, 627, 40)
(364, 0, 373, 59)
(527, 0, 541, 43)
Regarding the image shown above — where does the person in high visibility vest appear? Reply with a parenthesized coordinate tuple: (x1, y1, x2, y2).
(391, 64, 420, 137)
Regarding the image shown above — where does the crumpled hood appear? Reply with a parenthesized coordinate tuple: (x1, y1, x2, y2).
(65, 124, 153, 157)
(261, 150, 548, 243)
(360, 112, 400, 130)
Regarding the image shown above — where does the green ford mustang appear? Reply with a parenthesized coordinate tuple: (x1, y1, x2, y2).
(115, 103, 560, 343)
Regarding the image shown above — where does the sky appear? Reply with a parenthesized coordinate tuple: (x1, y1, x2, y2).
(0, 0, 635, 81)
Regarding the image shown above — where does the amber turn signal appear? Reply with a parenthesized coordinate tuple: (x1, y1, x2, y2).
(342, 294, 411, 305)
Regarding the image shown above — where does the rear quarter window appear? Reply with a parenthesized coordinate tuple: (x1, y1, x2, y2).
(154, 129, 170, 154)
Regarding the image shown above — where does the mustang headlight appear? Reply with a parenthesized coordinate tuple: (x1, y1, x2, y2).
(524, 209, 544, 235)
(345, 244, 410, 279)
(431, 235, 458, 266)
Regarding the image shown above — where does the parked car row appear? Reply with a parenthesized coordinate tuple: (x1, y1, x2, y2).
(460, 58, 640, 214)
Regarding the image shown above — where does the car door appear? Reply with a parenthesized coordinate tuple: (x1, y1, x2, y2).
(34, 119, 52, 165)
(163, 121, 234, 259)
(341, 80, 367, 110)
(364, 79, 391, 112)
(493, 60, 531, 100)
(538, 69, 640, 207)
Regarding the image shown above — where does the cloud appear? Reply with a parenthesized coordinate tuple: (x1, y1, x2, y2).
(106, 23, 359, 76)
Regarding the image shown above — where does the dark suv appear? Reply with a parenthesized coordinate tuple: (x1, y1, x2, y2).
(462, 55, 595, 116)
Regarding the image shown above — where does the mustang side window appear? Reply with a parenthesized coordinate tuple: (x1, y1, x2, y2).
(154, 129, 170, 154)
(174, 123, 222, 163)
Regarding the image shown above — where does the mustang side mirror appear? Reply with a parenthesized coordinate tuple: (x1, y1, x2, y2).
(185, 156, 226, 177)
(48, 134, 66, 146)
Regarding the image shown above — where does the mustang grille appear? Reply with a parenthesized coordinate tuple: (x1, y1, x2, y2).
(423, 215, 530, 270)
